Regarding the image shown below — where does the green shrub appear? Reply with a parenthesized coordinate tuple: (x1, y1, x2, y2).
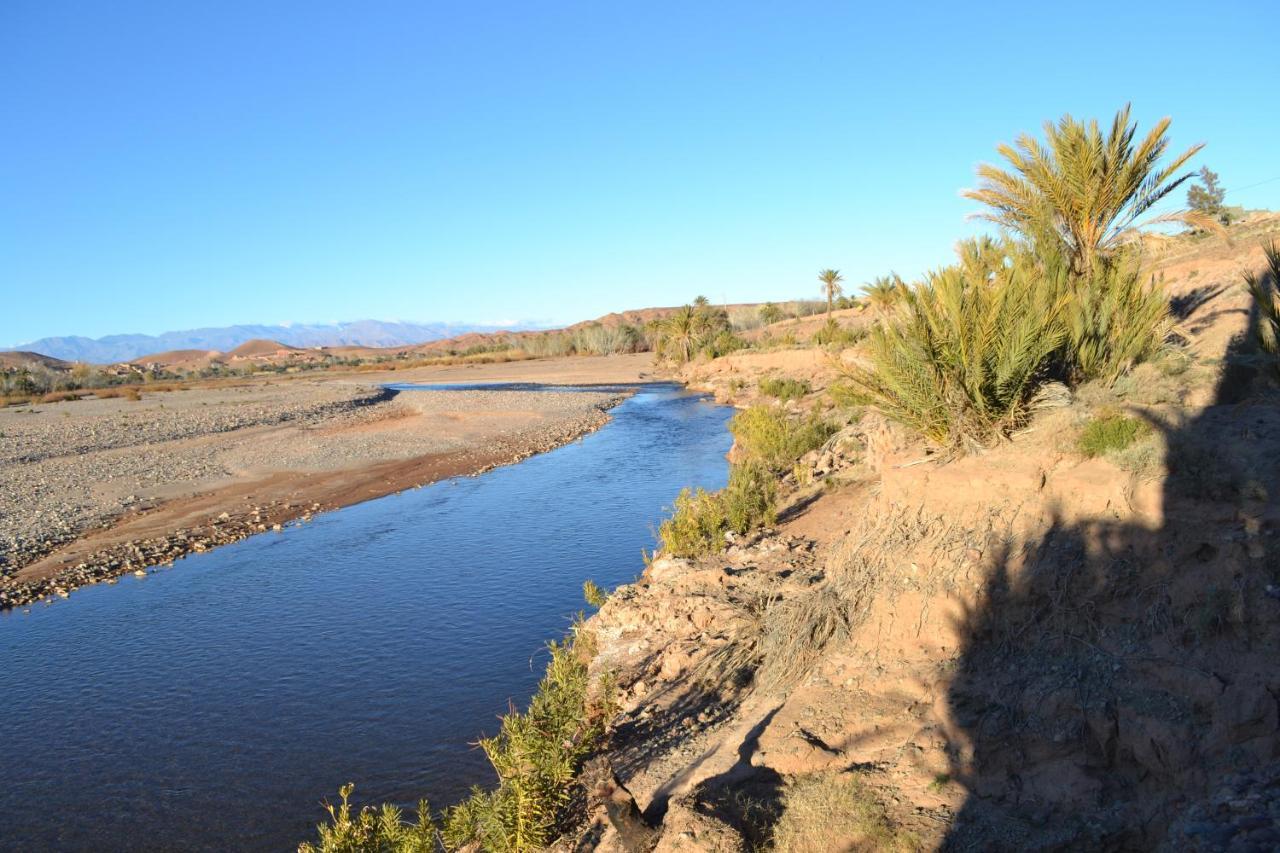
(582, 579, 608, 608)
(1062, 255, 1172, 384)
(299, 785, 434, 853)
(658, 461, 779, 558)
(758, 376, 810, 402)
(810, 317, 862, 347)
(1077, 411, 1149, 458)
(658, 486, 729, 557)
(839, 246, 1066, 450)
(438, 625, 609, 851)
(723, 460, 777, 534)
(729, 406, 835, 473)
(303, 625, 610, 853)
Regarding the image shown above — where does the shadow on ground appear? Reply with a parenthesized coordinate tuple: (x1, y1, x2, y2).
(942, 297, 1280, 850)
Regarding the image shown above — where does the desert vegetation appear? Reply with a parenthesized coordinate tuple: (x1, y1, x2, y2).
(841, 107, 1204, 450)
(658, 405, 833, 557)
(302, 616, 613, 852)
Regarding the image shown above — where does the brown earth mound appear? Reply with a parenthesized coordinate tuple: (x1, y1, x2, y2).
(225, 338, 301, 359)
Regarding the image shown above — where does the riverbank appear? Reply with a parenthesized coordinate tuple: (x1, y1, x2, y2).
(548, 226, 1280, 850)
(0, 375, 634, 610)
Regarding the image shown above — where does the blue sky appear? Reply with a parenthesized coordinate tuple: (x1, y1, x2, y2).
(3, 1, 1277, 345)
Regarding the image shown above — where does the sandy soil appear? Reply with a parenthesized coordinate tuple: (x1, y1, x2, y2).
(0, 377, 628, 609)
(343, 351, 663, 386)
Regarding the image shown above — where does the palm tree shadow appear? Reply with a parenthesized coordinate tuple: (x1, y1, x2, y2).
(940, 295, 1280, 850)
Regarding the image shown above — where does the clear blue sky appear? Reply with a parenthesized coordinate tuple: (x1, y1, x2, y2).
(3, 1, 1277, 345)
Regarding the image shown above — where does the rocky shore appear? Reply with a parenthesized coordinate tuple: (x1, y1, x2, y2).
(1, 381, 625, 610)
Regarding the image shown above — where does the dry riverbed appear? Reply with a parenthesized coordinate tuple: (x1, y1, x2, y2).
(0, 379, 627, 609)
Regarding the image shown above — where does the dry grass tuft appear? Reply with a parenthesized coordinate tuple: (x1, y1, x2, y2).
(771, 772, 918, 853)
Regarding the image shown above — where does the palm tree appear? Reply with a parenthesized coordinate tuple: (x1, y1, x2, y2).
(963, 105, 1212, 276)
(818, 269, 844, 317)
(659, 306, 698, 363)
(861, 273, 905, 313)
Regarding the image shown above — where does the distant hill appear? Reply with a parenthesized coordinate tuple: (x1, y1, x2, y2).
(0, 350, 70, 371)
(16, 320, 531, 363)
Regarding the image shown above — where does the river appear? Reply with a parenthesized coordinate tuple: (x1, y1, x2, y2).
(0, 383, 733, 851)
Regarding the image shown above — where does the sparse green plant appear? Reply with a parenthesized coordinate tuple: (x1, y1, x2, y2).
(810, 317, 861, 347)
(1187, 166, 1230, 225)
(299, 784, 434, 853)
(758, 376, 810, 402)
(722, 459, 777, 534)
(839, 244, 1066, 450)
(659, 486, 729, 557)
(658, 459, 782, 558)
(582, 579, 608, 608)
(305, 624, 612, 852)
(729, 406, 835, 473)
(438, 622, 610, 851)
(1077, 411, 1149, 458)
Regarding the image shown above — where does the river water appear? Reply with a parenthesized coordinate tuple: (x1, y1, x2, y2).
(0, 383, 732, 851)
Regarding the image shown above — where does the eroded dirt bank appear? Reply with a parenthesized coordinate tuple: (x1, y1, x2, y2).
(560, 227, 1280, 850)
(1, 380, 628, 609)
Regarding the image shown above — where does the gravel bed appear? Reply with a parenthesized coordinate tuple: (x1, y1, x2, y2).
(0, 383, 625, 599)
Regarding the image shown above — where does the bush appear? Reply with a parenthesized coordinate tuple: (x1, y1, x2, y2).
(729, 406, 835, 472)
(582, 579, 608, 608)
(811, 317, 861, 347)
(303, 624, 610, 853)
(839, 247, 1066, 450)
(659, 486, 729, 558)
(657, 461, 778, 558)
(758, 376, 810, 401)
(1062, 255, 1171, 384)
(1077, 411, 1149, 458)
(299, 784, 434, 853)
(723, 460, 777, 535)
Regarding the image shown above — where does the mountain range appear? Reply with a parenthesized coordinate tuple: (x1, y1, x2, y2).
(15, 320, 535, 363)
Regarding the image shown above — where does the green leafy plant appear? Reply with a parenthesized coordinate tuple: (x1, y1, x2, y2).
(811, 317, 861, 347)
(438, 623, 611, 851)
(818, 268, 844, 316)
(1061, 253, 1172, 384)
(759, 302, 784, 326)
(1077, 411, 1149, 457)
(729, 406, 835, 472)
(303, 625, 611, 852)
(758, 376, 810, 401)
(582, 579, 608, 608)
(658, 486, 730, 557)
(861, 274, 907, 313)
(299, 784, 434, 853)
(839, 246, 1066, 450)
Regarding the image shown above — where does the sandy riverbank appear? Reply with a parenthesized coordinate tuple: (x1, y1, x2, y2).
(0, 354, 658, 609)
